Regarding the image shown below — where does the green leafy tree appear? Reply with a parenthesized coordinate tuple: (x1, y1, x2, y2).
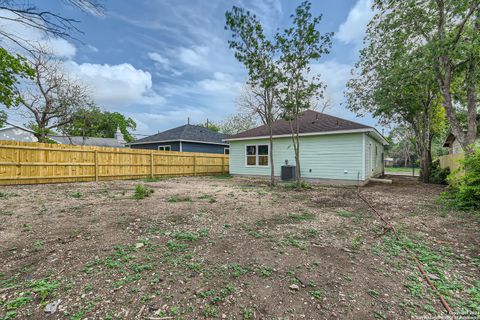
(225, 6, 280, 186)
(0, 48, 34, 108)
(198, 120, 221, 133)
(347, 12, 447, 182)
(370, 0, 479, 152)
(276, 1, 333, 187)
(63, 105, 137, 143)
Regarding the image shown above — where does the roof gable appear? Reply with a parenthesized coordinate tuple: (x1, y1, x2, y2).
(228, 110, 372, 140)
(130, 124, 229, 145)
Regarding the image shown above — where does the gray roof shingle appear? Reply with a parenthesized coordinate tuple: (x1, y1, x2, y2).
(227, 110, 372, 139)
(49, 136, 125, 148)
(130, 124, 229, 145)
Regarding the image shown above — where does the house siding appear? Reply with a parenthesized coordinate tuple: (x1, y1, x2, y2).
(229, 133, 365, 181)
(130, 141, 228, 154)
(364, 133, 384, 179)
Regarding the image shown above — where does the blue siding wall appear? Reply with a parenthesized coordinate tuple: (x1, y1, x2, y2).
(130, 141, 228, 154)
(181, 142, 228, 154)
(130, 142, 181, 151)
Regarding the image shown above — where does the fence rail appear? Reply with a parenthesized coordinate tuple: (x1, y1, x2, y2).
(0, 140, 229, 185)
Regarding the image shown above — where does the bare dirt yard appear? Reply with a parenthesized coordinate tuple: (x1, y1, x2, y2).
(0, 176, 479, 319)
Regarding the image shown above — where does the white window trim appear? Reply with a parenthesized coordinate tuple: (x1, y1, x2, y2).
(245, 144, 269, 167)
(158, 145, 171, 151)
(224, 147, 230, 155)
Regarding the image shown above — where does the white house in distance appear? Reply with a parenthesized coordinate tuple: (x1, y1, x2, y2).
(0, 123, 126, 147)
(224, 110, 388, 185)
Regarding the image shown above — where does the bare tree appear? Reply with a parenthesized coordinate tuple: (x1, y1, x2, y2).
(14, 48, 91, 142)
(0, 0, 103, 50)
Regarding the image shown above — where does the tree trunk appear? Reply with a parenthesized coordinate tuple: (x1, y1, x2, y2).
(269, 124, 275, 187)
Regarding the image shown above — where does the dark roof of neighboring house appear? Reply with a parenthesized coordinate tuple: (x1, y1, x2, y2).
(227, 110, 372, 140)
(129, 124, 229, 145)
(49, 136, 125, 148)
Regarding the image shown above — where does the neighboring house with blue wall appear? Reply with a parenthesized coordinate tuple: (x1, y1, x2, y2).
(225, 110, 388, 185)
(128, 124, 230, 154)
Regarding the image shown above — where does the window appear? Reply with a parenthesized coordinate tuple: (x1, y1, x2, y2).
(245, 144, 269, 167)
(224, 147, 230, 155)
(158, 145, 171, 151)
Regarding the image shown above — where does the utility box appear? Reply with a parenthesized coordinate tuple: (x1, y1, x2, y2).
(281, 165, 296, 181)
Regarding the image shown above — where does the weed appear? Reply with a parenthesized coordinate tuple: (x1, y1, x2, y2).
(33, 240, 44, 252)
(212, 174, 232, 179)
(351, 235, 363, 250)
(336, 210, 354, 218)
(134, 185, 154, 200)
(22, 224, 31, 232)
(204, 304, 218, 318)
(310, 290, 322, 299)
(167, 195, 192, 202)
(242, 308, 254, 319)
(70, 192, 82, 199)
(29, 279, 60, 302)
(367, 289, 380, 298)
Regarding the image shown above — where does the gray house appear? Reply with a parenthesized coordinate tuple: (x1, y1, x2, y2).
(128, 124, 230, 154)
(0, 123, 126, 147)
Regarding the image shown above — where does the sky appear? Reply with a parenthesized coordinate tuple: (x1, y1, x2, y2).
(2, 0, 380, 136)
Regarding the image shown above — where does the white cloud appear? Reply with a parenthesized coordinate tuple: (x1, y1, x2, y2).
(65, 61, 161, 107)
(198, 72, 242, 93)
(148, 51, 182, 76)
(311, 60, 352, 108)
(178, 46, 209, 68)
(336, 0, 374, 45)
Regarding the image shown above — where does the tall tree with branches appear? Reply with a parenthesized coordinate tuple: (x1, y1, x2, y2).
(15, 48, 91, 142)
(225, 7, 281, 186)
(276, 1, 332, 188)
(370, 0, 479, 153)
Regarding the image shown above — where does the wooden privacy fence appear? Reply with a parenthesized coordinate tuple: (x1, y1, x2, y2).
(0, 140, 229, 185)
(439, 153, 464, 173)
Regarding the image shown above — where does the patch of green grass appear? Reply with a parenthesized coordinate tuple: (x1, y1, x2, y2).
(242, 308, 254, 319)
(22, 224, 31, 232)
(310, 290, 322, 299)
(212, 174, 232, 179)
(351, 235, 363, 250)
(336, 210, 354, 218)
(367, 289, 380, 298)
(167, 195, 192, 203)
(70, 192, 82, 199)
(134, 185, 154, 200)
(29, 278, 60, 302)
(33, 240, 44, 252)
(203, 304, 218, 318)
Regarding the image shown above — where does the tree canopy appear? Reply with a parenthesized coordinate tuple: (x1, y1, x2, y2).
(63, 106, 137, 143)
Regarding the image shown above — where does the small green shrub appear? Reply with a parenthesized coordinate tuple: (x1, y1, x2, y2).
(167, 195, 192, 202)
(443, 148, 480, 210)
(134, 185, 154, 200)
(429, 159, 450, 185)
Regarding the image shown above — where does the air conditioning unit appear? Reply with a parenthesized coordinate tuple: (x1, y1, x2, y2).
(281, 165, 296, 181)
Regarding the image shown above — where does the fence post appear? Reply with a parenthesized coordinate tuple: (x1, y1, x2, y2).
(150, 151, 154, 179)
(193, 154, 197, 176)
(221, 156, 225, 174)
(94, 150, 98, 182)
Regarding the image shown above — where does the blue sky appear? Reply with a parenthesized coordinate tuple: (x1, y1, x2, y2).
(9, 0, 379, 135)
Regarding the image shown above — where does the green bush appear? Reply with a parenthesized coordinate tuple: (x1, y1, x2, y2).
(134, 185, 154, 200)
(429, 159, 450, 184)
(444, 148, 480, 210)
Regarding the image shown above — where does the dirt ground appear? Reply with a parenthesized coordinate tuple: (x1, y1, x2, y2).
(0, 175, 479, 320)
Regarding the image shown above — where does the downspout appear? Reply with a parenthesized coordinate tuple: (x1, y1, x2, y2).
(180, 141, 183, 152)
(361, 133, 366, 182)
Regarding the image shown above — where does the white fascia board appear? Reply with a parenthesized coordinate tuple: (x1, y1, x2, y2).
(224, 128, 387, 142)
